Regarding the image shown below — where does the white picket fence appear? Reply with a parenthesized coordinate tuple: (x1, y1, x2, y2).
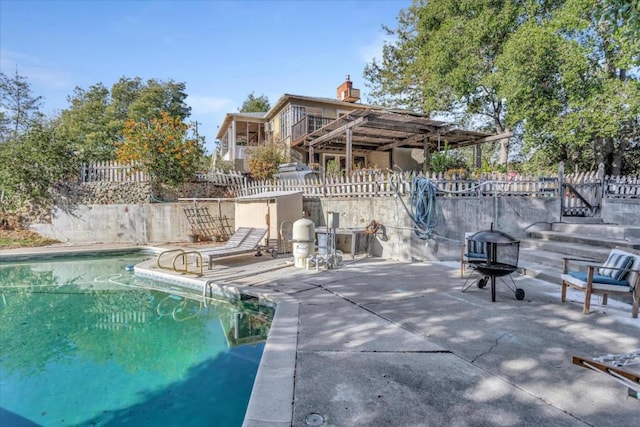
(604, 175, 640, 198)
(195, 169, 245, 186)
(78, 161, 639, 199)
(235, 171, 562, 198)
(80, 161, 148, 183)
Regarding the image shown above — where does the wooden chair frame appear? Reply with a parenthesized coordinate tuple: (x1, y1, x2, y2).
(561, 250, 640, 318)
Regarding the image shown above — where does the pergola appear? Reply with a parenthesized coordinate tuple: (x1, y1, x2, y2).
(292, 108, 511, 174)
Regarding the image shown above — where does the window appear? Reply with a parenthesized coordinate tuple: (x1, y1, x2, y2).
(279, 106, 291, 139)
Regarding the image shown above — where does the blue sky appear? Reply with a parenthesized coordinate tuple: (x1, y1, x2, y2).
(0, 0, 412, 154)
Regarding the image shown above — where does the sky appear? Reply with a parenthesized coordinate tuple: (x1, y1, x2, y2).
(0, 0, 412, 154)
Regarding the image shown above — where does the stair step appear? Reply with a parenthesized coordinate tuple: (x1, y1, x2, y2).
(516, 260, 563, 284)
(519, 239, 611, 261)
(529, 230, 640, 250)
(551, 223, 640, 240)
(559, 216, 603, 224)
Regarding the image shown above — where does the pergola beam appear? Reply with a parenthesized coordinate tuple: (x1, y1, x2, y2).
(472, 131, 513, 144)
(377, 133, 427, 151)
(306, 116, 368, 147)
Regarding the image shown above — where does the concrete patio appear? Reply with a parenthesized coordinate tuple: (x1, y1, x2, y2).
(229, 256, 639, 426)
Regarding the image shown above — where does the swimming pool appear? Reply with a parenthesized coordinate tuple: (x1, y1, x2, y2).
(0, 253, 273, 426)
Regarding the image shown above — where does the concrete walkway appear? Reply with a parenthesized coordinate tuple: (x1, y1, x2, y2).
(2, 246, 639, 426)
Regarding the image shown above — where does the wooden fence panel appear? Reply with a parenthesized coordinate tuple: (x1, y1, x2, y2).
(605, 175, 640, 198)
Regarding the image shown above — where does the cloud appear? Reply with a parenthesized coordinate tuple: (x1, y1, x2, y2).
(0, 48, 74, 90)
(187, 95, 234, 115)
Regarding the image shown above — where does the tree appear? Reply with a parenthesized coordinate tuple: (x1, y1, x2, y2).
(363, 6, 428, 112)
(239, 92, 270, 113)
(0, 70, 44, 143)
(55, 84, 115, 162)
(365, 0, 540, 165)
(127, 78, 191, 121)
(116, 111, 205, 186)
(498, 0, 640, 175)
(55, 77, 193, 163)
(0, 122, 77, 212)
(365, 0, 639, 175)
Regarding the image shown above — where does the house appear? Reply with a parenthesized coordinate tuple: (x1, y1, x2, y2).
(215, 76, 507, 174)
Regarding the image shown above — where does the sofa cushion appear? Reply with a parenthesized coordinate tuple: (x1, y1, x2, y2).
(598, 252, 634, 281)
(468, 240, 486, 256)
(568, 271, 629, 287)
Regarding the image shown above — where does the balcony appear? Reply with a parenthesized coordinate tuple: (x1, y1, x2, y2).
(291, 115, 334, 147)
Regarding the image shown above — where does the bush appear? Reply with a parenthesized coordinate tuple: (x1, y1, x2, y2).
(247, 144, 286, 180)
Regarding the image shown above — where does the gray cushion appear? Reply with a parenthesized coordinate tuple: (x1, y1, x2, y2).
(598, 253, 634, 281)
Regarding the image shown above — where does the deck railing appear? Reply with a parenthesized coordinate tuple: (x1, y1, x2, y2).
(291, 115, 334, 146)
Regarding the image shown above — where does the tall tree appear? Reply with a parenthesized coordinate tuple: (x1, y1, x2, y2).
(116, 111, 205, 186)
(55, 77, 193, 163)
(128, 78, 191, 121)
(365, 0, 542, 164)
(56, 84, 114, 162)
(498, 0, 640, 175)
(0, 70, 44, 142)
(365, 0, 639, 174)
(239, 92, 270, 113)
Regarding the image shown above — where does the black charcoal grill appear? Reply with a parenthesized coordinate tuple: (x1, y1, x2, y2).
(462, 224, 525, 302)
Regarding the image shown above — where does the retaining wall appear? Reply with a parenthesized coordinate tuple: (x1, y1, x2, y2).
(30, 196, 637, 261)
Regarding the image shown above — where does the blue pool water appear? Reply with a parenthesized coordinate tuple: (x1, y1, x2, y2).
(0, 254, 272, 427)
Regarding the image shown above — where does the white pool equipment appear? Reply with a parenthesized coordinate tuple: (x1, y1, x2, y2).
(292, 218, 315, 268)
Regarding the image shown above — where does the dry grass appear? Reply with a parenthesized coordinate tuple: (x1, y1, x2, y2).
(0, 229, 60, 249)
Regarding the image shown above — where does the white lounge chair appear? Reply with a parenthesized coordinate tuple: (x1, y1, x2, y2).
(157, 227, 274, 275)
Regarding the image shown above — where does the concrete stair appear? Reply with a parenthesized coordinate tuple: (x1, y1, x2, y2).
(516, 222, 640, 284)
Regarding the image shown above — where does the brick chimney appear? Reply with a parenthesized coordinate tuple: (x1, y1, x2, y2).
(337, 75, 360, 103)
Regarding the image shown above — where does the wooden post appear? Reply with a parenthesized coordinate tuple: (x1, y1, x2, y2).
(595, 162, 604, 214)
(346, 128, 353, 176)
(423, 138, 430, 173)
(558, 162, 565, 221)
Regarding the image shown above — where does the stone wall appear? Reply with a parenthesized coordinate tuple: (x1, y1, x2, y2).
(61, 181, 230, 205)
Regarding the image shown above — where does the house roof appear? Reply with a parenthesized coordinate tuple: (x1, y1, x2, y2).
(214, 94, 508, 151)
(216, 112, 268, 139)
(267, 93, 375, 117)
(293, 108, 508, 153)
(215, 94, 371, 140)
